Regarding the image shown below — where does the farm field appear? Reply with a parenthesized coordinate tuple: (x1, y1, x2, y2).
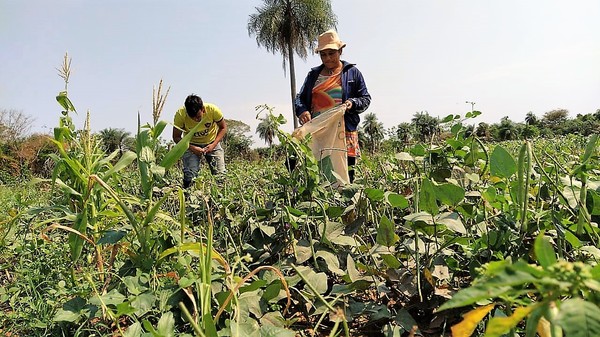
(2, 96, 600, 337)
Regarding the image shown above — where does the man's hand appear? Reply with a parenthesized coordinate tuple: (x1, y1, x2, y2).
(204, 143, 216, 153)
(190, 144, 205, 155)
(299, 111, 311, 125)
(343, 100, 353, 111)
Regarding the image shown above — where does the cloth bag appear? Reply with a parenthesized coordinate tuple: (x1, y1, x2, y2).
(292, 105, 349, 185)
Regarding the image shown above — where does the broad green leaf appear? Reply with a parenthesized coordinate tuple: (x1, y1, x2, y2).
(581, 133, 598, 164)
(451, 123, 463, 136)
(376, 215, 399, 247)
(53, 297, 86, 322)
(442, 114, 455, 123)
(490, 146, 516, 178)
(485, 305, 536, 337)
(436, 212, 466, 234)
(239, 290, 264, 318)
(534, 233, 557, 269)
(262, 281, 283, 302)
(307, 271, 328, 295)
(410, 143, 426, 156)
(97, 230, 127, 245)
(386, 192, 409, 209)
(446, 138, 463, 150)
(322, 221, 356, 246)
(419, 178, 439, 215)
(260, 325, 296, 337)
(318, 155, 336, 183)
(240, 279, 268, 293)
(326, 206, 344, 218)
(69, 209, 88, 261)
(451, 304, 495, 337)
(115, 301, 136, 317)
(56, 91, 76, 112)
(152, 120, 168, 140)
(404, 212, 435, 225)
(439, 284, 512, 310)
(555, 299, 600, 337)
(293, 241, 312, 264)
(381, 254, 401, 269)
(365, 188, 385, 201)
(156, 312, 175, 337)
(131, 292, 155, 317)
(202, 312, 218, 337)
(435, 183, 465, 207)
(89, 289, 127, 307)
(346, 255, 363, 282)
(231, 320, 260, 337)
(316, 250, 345, 276)
(587, 190, 600, 215)
(123, 322, 142, 337)
(53, 308, 82, 323)
(394, 309, 419, 333)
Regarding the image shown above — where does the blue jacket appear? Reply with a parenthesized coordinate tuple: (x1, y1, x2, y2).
(294, 60, 371, 131)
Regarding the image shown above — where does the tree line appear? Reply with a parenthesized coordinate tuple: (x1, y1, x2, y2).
(1, 106, 598, 184)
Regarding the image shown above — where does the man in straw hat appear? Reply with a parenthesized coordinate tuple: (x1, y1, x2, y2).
(294, 29, 371, 182)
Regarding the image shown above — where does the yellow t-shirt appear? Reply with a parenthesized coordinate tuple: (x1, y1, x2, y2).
(173, 103, 223, 145)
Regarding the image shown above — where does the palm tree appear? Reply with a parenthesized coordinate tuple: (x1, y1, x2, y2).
(475, 122, 491, 140)
(97, 128, 131, 155)
(411, 111, 440, 142)
(256, 114, 279, 147)
(248, 0, 337, 128)
(361, 112, 384, 153)
(525, 112, 537, 126)
(497, 116, 517, 140)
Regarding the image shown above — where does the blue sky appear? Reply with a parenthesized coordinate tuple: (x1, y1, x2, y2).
(2, 0, 599, 146)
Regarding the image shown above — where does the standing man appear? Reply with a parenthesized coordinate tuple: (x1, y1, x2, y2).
(173, 94, 227, 188)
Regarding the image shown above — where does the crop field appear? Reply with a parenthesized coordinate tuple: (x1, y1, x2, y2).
(1, 61, 600, 337)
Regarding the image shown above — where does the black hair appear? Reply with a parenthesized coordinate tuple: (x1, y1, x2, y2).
(184, 94, 204, 117)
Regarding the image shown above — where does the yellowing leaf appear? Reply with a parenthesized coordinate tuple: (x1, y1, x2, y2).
(537, 316, 551, 337)
(423, 268, 434, 286)
(485, 305, 535, 337)
(451, 304, 495, 337)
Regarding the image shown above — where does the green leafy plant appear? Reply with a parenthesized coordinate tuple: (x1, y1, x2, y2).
(440, 232, 600, 337)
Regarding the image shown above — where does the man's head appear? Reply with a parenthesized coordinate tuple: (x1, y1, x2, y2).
(185, 94, 204, 118)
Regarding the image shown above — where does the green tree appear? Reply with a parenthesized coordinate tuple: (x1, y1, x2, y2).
(525, 111, 538, 126)
(386, 122, 412, 151)
(0, 109, 33, 147)
(411, 111, 440, 142)
(542, 108, 569, 134)
(256, 114, 279, 147)
(496, 116, 518, 140)
(361, 112, 384, 153)
(474, 122, 490, 140)
(248, 0, 337, 128)
(223, 119, 253, 159)
(97, 128, 132, 155)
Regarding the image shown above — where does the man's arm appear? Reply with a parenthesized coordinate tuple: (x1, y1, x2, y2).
(172, 126, 183, 144)
(173, 125, 205, 155)
(205, 119, 227, 153)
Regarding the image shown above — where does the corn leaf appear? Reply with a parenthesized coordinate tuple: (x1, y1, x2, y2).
(160, 122, 202, 170)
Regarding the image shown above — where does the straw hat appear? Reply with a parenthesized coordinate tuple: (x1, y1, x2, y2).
(315, 29, 346, 52)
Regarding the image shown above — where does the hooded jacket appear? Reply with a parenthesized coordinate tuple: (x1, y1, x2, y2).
(294, 60, 371, 131)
